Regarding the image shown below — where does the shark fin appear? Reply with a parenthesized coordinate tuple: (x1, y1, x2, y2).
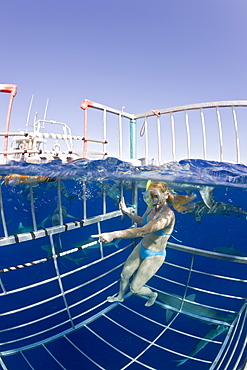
(66, 213, 77, 219)
(82, 248, 88, 256)
(195, 214, 202, 223)
(18, 222, 23, 229)
(165, 294, 195, 322)
(199, 186, 214, 208)
(186, 294, 196, 302)
(66, 256, 88, 265)
(41, 244, 52, 257)
(166, 309, 175, 323)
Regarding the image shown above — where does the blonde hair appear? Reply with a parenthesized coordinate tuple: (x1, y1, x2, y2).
(147, 181, 195, 213)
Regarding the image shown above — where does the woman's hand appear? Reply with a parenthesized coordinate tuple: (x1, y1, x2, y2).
(91, 233, 114, 244)
(119, 197, 129, 215)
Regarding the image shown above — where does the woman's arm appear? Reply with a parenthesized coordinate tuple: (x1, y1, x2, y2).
(92, 209, 174, 243)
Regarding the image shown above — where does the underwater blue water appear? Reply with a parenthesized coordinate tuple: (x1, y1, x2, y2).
(0, 157, 247, 370)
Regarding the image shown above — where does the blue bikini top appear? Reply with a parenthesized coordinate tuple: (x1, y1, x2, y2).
(142, 208, 167, 236)
(142, 207, 182, 242)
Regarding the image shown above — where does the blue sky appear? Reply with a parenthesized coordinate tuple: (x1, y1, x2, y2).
(1, 1, 247, 141)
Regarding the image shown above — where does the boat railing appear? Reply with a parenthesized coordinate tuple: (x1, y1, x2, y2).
(0, 128, 108, 163)
(81, 99, 247, 165)
(33, 119, 75, 153)
(2, 85, 247, 165)
(0, 84, 17, 154)
(0, 86, 108, 162)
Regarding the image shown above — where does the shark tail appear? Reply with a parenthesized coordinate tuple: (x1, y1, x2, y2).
(174, 358, 188, 367)
(39, 214, 51, 228)
(67, 194, 78, 204)
(114, 239, 122, 249)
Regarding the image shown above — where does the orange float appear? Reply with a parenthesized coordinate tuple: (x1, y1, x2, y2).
(4, 174, 51, 185)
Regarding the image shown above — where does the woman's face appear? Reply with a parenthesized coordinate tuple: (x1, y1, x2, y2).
(146, 186, 168, 207)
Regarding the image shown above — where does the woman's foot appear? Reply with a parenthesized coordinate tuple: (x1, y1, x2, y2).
(107, 295, 124, 303)
(145, 292, 158, 307)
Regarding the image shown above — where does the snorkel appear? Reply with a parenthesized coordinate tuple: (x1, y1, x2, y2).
(144, 180, 153, 208)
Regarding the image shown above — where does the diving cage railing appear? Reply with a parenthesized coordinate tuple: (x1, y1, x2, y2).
(0, 87, 247, 369)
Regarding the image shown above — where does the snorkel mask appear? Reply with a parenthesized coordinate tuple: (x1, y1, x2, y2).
(143, 189, 161, 206)
(144, 180, 168, 207)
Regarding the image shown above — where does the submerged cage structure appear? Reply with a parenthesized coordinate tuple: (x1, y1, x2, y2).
(0, 86, 246, 369)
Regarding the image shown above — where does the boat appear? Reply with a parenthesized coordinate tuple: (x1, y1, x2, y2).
(0, 84, 246, 370)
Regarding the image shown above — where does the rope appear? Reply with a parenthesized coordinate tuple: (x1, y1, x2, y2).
(0, 240, 97, 273)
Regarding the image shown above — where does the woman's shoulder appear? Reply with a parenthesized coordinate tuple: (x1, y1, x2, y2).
(161, 205, 175, 218)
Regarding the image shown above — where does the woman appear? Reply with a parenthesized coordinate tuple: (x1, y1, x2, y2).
(92, 181, 195, 307)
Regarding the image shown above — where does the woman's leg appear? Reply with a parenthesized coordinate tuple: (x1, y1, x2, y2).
(107, 243, 142, 302)
(130, 255, 165, 306)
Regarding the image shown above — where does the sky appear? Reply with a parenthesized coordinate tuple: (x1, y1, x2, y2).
(1, 0, 247, 161)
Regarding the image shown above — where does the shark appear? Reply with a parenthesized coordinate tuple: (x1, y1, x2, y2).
(40, 205, 77, 227)
(183, 199, 247, 223)
(12, 213, 68, 234)
(96, 181, 127, 222)
(96, 181, 121, 204)
(41, 244, 88, 265)
(157, 291, 234, 324)
(156, 290, 234, 366)
(13, 221, 33, 234)
(45, 180, 78, 204)
(165, 182, 214, 208)
(213, 244, 246, 257)
(126, 180, 214, 208)
(175, 324, 229, 366)
(51, 206, 77, 226)
(40, 206, 79, 267)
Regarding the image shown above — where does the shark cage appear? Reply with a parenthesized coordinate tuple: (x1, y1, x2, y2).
(0, 88, 246, 370)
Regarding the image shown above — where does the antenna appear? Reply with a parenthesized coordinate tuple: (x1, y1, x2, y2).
(26, 94, 34, 127)
(43, 98, 49, 121)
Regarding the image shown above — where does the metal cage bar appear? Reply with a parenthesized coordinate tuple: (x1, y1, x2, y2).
(200, 108, 207, 159)
(216, 106, 224, 162)
(170, 112, 176, 161)
(232, 106, 241, 164)
(156, 115, 162, 165)
(185, 109, 191, 158)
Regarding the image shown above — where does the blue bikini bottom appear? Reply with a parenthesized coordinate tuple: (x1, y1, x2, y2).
(140, 243, 166, 260)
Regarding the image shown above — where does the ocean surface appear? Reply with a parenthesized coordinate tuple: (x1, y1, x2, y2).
(1, 157, 247, 187)
(0, 157, 247, 370)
